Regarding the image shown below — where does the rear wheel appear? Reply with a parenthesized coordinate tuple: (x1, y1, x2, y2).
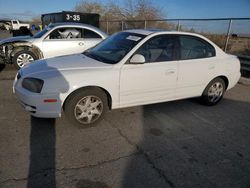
(201, 78, 226, 106)
(13, 50, 37, 69)
(64, 88, 108, 127)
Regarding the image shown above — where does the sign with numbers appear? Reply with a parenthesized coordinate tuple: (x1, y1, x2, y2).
(65, 14, 81, 21)
(42, 11, 100, 28)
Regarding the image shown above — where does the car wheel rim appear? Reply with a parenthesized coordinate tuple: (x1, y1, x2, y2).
(74, 95, 103, 124)
(16, 53, 34, 68)
(207, 82, 224, 103)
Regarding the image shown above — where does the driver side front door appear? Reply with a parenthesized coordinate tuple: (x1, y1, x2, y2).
(42, 27, 86, 58)
(120, 34, 179, 107)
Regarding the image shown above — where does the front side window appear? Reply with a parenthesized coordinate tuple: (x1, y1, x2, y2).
(179, 35, 215, 60)
(135, 35, 177, 63)
(46, 27, 82, 40)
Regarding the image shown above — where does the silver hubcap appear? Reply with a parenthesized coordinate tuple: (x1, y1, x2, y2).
(74, 95, 103, 124)
(16, 53, 34, 68)
(208, 82, 224, 103)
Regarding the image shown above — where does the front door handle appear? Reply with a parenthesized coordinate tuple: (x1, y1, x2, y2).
(78, 42, 84, 46)
(165, 70, 175, 75)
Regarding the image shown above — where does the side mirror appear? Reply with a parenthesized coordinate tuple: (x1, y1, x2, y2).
(130, 54, 145, 64)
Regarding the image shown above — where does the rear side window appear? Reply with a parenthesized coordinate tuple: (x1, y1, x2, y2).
(83, 29, 102, 39)
(179, 35, 215, 60)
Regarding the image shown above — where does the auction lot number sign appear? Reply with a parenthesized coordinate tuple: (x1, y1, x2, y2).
(66, 14, 81, 21)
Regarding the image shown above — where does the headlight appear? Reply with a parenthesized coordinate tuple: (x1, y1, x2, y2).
(22, 77, 44, 93)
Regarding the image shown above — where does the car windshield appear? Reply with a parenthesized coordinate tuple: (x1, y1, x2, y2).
(33, 24, 54, 38)
(83, 32, 146, 64)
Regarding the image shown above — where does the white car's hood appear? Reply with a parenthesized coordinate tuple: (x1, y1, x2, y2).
(21, 54, 112, 76)
(0, 36, 34, 45)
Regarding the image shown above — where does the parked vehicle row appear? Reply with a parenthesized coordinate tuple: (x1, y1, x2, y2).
(0, 23, 108, 69)
(13, 30, 241, 127)
(0, 19, 30, 31)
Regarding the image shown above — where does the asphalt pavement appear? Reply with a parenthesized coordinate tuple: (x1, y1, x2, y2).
(0, 67, 250, 188)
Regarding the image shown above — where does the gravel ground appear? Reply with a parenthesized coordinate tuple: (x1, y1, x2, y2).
(0, 30, 250, 188)
(0, 69, 250, 188)
(0, 30, 12, 40)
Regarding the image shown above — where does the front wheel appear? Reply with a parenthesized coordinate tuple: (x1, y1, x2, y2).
(64, 88, 108, 127)
(201, 78, 226, 106)
(13, 50, 38, 69)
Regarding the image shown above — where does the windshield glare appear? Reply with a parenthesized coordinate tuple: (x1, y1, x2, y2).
(84, 32, 145, 64)
(33, 25, 54, 38)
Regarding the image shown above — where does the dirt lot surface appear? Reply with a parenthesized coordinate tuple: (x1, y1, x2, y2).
(0, 30, 12, 40)
(0, 66, 250, 188)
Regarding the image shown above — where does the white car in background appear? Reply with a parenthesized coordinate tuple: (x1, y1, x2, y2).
(0, 23, 108, 69)
(10, 19, 30, 30)
(13, 30, 241, 127)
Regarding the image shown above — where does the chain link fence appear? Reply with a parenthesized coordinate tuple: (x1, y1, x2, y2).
(100, 18, 250, 56)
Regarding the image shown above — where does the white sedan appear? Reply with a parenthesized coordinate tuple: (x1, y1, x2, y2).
(0, 23, 108, 69)
(13, 30, 241, 127)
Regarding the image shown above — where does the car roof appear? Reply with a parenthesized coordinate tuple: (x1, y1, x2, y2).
(123, 29, 157, 35)
(49, 22, 108, 37)
(123, 29, 205, 37)
(122, 29, 225, 55)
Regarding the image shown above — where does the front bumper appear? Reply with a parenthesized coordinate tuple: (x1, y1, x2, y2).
(14, 83, 62, 118)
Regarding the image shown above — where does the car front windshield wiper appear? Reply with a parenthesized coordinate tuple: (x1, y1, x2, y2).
(83, 51, 102, 61)
(83, 51, 115, 64)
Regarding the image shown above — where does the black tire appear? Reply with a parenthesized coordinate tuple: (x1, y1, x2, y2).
(64, 88, 108, 128)
(13, 50, 38, 69)
(201, 77, 226, 106)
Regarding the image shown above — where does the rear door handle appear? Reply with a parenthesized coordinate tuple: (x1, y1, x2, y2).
(208, 65, 215, 69)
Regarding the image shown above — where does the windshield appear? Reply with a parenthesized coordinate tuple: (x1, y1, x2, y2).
(83, 32, 146, 64)
(33, 25, 54, 38)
